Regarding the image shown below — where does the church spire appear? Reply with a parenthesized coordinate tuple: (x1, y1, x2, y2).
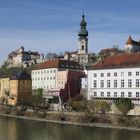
(77, 14, 89, 65)
(78, 14, 88, 37)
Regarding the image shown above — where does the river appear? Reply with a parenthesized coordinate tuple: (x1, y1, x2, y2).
(0, 116, 140, 140)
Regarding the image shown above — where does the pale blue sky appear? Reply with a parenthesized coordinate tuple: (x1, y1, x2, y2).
(0, 0, 140, 63)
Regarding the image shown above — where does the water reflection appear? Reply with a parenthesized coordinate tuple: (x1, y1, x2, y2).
(0, 116, 140, 140)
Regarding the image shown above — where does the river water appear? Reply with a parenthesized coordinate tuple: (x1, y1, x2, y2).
(0, 116, 140, 140)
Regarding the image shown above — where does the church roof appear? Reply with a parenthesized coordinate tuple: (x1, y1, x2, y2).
(78, 14, 88, 37)
(89, 53, 140, 70)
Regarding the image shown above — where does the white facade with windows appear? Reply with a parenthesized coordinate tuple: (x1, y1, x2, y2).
(32, 68, 57, 90)
(88, 67, 140, 104)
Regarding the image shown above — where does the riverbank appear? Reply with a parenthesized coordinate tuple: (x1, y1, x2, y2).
(0, 112, 140, 131)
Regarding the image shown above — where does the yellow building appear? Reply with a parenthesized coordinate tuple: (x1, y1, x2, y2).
(0, 77, 10, 98)
(9, 70, 32, 105)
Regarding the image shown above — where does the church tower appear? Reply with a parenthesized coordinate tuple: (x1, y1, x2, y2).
(77, 14, 89, 65)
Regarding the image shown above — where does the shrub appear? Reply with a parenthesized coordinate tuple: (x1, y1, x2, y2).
(95, 101, 110, 114)
(115, 98, 134, 115)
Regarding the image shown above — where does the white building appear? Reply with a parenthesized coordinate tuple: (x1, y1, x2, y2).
(87, 53, 140, 104)
(32, 59, 83, 110)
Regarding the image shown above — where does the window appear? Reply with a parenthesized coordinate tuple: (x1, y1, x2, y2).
(121, 80, 124, 88)
(114, 72, 117, 77)
(93, 80, 97, 88)
(94, 92, 97, 97)
(82, 45, 84, 50)
(128, 72, 132, 76)
(128, 92, 132, 97)
(114, 80, 117, 88)
(121, 72, 124, 77)
(121, 92, 124, 98)
(101, 73, 104, 77)
(107, 73, 110, 77)
(136, 79, 139, 87)
(101, 92, 104, 97)
(100, 80, 104, 88)
(136, 71, 139, 76)
(94, 73, 97, 77)
(128, 79, 132, 87)
(136, 92, 139, 97)
(107, 92, 110, 97)
(107, 80, 110, 88)
(114, 92, 117, 97)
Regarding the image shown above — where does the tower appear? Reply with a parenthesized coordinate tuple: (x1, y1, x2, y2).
(77, 14, 89, 65)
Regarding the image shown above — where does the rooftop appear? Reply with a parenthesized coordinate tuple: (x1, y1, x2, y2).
(126, 36, 140, 46)
(33, 59, 83, 70)
(89, 53, 140, 70)
(10, 70, 31, 80)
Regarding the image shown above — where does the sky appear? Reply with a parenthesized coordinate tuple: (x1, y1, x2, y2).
(0, 0, 140, 64)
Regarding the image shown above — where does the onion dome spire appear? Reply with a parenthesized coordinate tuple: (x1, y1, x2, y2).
(78, 14, 88, 37)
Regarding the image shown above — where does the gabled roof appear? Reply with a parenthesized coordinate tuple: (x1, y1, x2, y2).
(33, 59, 83, 70)
(10, 70, 31, 80)
(89, 53, 140, 70)
(126, 36, 140, 46)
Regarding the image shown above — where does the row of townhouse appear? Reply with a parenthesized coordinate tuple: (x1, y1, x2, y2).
(87, 53, 140, 104)
(31, 59, 84, 110)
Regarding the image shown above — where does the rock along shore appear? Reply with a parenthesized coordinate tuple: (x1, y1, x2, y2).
(0, 112, 140, 132)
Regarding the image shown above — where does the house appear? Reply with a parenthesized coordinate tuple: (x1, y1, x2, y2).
(8, 70, 32, 105)
(87, 53, 140, 104)
(125, 36, 140, 53)
(31, 59, 83, 110)
(0, 77, 10, 103)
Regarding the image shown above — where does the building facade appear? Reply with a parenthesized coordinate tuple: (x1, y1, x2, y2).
(87, 53, 140, 104)
(9, 70, 32, 105)
(32, 59, 83, 109)
(0, 77, 10, 100)
(6, 46, 44, 68)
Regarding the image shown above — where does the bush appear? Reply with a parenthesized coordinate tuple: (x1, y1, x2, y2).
(115, 98, 134, 115)
(95, 101, 110, 114)
(67, 95, 87, 111)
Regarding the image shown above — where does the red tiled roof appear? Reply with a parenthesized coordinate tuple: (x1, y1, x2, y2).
(126, 36, 140, 46)
(33, 59, 83, 70)
(90, 53, 140, 70)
